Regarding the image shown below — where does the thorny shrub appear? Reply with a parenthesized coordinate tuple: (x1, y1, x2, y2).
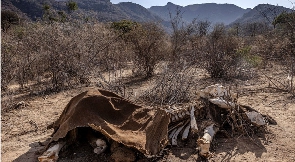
(111, 20, 170, 78)
(2, 11, 295, 98)
(1, 22, 128, 92)
(201, 24, 240, 79)
(138, 65, 196, 106)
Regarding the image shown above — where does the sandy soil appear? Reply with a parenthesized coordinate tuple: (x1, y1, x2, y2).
(1, 64, 295, 162)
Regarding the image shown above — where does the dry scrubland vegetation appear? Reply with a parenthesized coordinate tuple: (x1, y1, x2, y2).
(1, 8, 295, 161)
(2, 10, 295, 104)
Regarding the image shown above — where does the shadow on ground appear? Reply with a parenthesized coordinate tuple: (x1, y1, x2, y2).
(212, 132, 268, 161)
(13, 142, 43, 162)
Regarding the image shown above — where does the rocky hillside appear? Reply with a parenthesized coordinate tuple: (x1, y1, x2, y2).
(2, 0, 291, 27)
(1, 0, 40, 20)
(230, 4, 291, 26)
(114, 2, 162, 22)
(149, 2, 251, 25)
(1, 0, 161, 22)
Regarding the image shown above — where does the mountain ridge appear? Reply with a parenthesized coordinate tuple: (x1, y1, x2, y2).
(149, 2, 251, 25)
(1, 0, 291, 28)
(230, 4, 292, 26)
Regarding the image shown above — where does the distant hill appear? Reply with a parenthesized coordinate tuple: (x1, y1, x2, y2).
(1, 0, 161, 22)
(230, 4, 291, 26)
(149, 2, 251, 25)
(1, 0, 292, 30)
(114, 2, 162, 22)
(1, 0, 28, 20)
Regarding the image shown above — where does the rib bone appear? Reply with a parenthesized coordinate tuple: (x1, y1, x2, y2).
(190, 106, 198, 133)
(169, 128, 177, 139)
(182, 123, 190, 140)
(171, 119, 190, 146)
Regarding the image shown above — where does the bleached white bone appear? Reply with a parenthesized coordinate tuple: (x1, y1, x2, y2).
(197, 124, 219, 157)
(245, 111, 266, 126)
(168, 120, 185, 132)
(93, 139, 107, 154)
(190, 106, 198, 133)
(208, 98, 235, 109)
(169, 128, 177, 139)
(38, 142, 66, 162)
(171, 120, 190, 146)
(182, 123, 190, 140)
(86, 132, 107, 155)
(171, 128, 180, 145)
(199, 84, 229, 99)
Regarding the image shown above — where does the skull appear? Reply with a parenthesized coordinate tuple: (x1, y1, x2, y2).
(93, 139, 107, 154)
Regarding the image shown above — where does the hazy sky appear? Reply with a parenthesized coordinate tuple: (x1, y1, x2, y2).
(110, 0, 294, 9)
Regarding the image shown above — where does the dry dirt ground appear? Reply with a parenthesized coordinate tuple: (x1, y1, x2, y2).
(2, 64, 295, 162)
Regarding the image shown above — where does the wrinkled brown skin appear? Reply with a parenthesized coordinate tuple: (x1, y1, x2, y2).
(46, 89, 170, 156)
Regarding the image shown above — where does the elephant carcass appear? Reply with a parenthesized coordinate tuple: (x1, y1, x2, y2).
(39, 89, 170, 161)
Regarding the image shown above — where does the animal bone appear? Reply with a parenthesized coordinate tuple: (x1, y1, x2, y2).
(177, 112, 184, 119)
(168, 120, 185, 132)
(199, 84, 229, 99)
(190, 106, 198, 133)
(39, 86, 274, 160)
(38, 142, 65, 162)
(208, 98, 235, 109)
(182, 123, 190, 140)
(85, 129, 107, 154)
(171, 119, 190, 145)
(245, 111, 266, 126)
(197, 124, 219, 157)
(169, 128, 178, 139)
(93, 139, 107, 154)
(166, 105, 190, 123)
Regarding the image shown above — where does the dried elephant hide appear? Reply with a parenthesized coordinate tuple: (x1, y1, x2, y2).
(39, 85, 276, 161)
(46, 89, 170, 156)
